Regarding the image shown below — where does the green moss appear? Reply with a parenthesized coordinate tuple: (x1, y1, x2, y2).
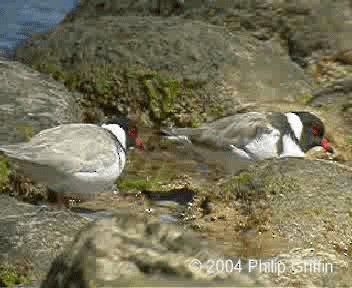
(296, 93, 314, 104)
(303, 207, 325, 216)
(220, 171, 253, 200)
(33, 62, 65, 82)
(0, 265, 31, 287)
(0, 155, 9, 191)
(208, 104, 225, 119)
(233, 172, 252, 185)
(116, 176, 152, 191)
(319, 103, 340, 112)
(32, 58, 211, 126)
(190, 115, 201, 128)
(15, 124, 33, 142)
(116, 175, 165, 191)
(142, 74, 180, 121)
(345, 135, 352, 145)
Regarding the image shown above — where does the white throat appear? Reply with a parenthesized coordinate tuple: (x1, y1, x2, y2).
(101, 123, 126, 148)
(285, 112, 303, 140)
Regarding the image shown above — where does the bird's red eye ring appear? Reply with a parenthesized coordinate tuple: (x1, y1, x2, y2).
(312, 125, 320, 136)
(128, 128, 137, 137)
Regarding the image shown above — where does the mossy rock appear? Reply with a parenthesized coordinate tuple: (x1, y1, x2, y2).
(0, 265, 31, 287)
(223, 172, 253, 191)
(31, 60, 213, 126)
(296, 92, 314, 104)
(143, 75, 179, 121)
(15, 124, 33, 142)
(116, 175, 153, 191)
(116, 176, 163, 191)
(208, 104, 225, 119)
(220, 169, 301, 205)
(220, 171, 259, 202)
(0, 155, 9, 191)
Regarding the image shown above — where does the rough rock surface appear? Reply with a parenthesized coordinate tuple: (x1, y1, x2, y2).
(0, 56, 81, 144)
(41, 211, 270, 287)
(188, 158, 352, 287)
(0, 194, 89, 283)
(62, 0, 352, 67)
(4, 1, 352, 287)
(248, 159, 352, 286)
(15, 15, 312, 126)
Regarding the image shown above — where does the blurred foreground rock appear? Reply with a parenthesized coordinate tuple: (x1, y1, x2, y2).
(41, 211, 270, 287)
(0, 194, 89, 286)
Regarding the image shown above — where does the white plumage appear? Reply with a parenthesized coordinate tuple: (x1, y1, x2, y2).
(161, 111, 331, 161)
(0, 122, 131, 199)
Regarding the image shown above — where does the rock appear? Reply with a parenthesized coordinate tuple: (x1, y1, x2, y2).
(62, 0, 188, 21)
(15, 15, 312, 126)
(41, 210, 270, 287)
(305, 146, 333, 160)
(62, 0, 352, 67)
(0, 56, 81, 144)
(0, 194, 89, 284)
(308, 78, 352, 160)
(247, 158, 352, 244)
(261, 247, 352, 287)
(189, 158, 352, 286)
(333, 49, 352, 65)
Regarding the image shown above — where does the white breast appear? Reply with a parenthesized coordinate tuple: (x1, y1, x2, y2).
(245, 127, 281, 160)
(74, 148, 126, 181)
(279, 135, 305, 158)
(74, 123, 127, 185)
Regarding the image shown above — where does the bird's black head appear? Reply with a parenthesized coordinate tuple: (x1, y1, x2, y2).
(103, 117, 144, 150)
(294, 112, 333, 153)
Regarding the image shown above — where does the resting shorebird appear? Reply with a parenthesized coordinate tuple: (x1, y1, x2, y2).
(161, 112, 333, 161)
(0, 118, 144, 205)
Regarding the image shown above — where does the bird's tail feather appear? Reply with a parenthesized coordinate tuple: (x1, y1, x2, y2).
(160, 127, 204, 137)
(159, 127, 206, 145)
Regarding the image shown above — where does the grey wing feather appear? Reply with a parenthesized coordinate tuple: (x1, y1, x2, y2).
(164, 112, 272, 149)
(160, 127, 206, 137)
(0, 124, 117, 173)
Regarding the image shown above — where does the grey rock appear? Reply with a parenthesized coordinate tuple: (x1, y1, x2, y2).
(230, 158, 352, 286)
(66, 0, 352, 66)
(15, 15, 312, 126)
(311, 78, 352, 109)
(41, 211, 270, 287)
(0, 194, 89, 282)
(0, 57, 81, 144)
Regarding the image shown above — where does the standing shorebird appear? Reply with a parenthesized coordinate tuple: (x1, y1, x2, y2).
(0, 118, 144, 206)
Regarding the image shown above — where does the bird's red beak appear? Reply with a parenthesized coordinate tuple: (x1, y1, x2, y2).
(135, 137, 144, 150)
(321, 137, 332, 153)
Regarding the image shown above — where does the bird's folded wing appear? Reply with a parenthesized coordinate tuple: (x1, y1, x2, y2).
(0, 125, 118, 173)
(190, 112, 271, 149)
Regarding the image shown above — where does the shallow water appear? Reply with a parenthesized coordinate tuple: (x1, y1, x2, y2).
(0, 0, 78, 53)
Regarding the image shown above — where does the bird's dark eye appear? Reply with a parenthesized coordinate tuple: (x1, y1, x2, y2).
(312, 125, 320, 136)
(128, 128, 137, 137)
